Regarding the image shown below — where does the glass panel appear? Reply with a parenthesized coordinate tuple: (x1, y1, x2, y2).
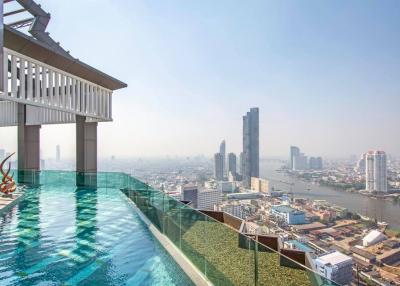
(13, 171, 341, 286)
(202, 216, 255, 286)
(256, 241, 340, 286)
(179, 204, 207, 275)
(163, 196, 182, 246)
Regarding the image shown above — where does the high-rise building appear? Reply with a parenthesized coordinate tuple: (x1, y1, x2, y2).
(56, 145, 61, 161)
(293, 153, 308, 170)
(228, 153, 237, 175)
(219, 140, 226, 177)
(239, 152, 244, 175)
(242, 107, 259, 187)
(251, 177, 269, 193)
(214, 153, 224, 181)
(356, 153, 366, 174)
(290, 146, 300, 170)
(366, 150, 387, 193)
(197, 188, 222, 210)
(309, 156, 323, 170)
(316, 157, 323, 170)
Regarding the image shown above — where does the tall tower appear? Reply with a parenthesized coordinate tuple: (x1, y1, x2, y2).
(239, 152, 244, 176)
(290, 146, 300, 170)
(242, 107, 259, 187)
(219, 140, 226, 178)
(228, 153, 237, 175)
(366, 150, 387, 193)
(214, 153, 224, 181)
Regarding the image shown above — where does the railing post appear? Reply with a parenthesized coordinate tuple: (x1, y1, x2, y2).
(11, 55, 17, 98)
(19, 58, 25, 99)
(3, 49, 8, 95)
(254, 236, 259, 286)
(27, 61, 33, 101)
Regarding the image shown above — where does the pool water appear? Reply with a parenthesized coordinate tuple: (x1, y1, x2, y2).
(0, 184, 194, 286)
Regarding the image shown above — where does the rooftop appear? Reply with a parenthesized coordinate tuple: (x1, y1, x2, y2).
(292, 222, 327, 232)
(363, 230, 387, 243)
(316, 251, 352, 266)
(272, 205, 305, 214)
(350, 246, 377, 260)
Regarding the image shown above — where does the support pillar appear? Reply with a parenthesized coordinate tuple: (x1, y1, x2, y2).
(76, 115, 97, 187)
(17, 103, 41, 184)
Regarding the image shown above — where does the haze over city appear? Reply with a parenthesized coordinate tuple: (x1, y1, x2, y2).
(2, 1, 400, 285)
(0, 0, 399, 158)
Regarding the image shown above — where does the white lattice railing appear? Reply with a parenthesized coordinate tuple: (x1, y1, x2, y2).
(0, 100, 101, 126)
(0, 48, 113, 121)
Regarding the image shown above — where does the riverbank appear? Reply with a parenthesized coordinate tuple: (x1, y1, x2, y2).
(261, 161, 400, 229)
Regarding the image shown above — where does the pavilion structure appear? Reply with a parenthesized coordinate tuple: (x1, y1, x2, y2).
(0, 0, 127, 184)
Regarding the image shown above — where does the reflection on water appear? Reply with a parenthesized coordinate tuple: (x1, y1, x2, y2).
(74, 188, 98, 264)
(0, 182, 194, 286)
(16, 188, 41, 274)
(261, 160, 400, 229)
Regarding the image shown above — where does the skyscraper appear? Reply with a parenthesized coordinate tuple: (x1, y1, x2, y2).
(242, 107, 259, 187)
(309, 156, 323, 170)
(239, 152, 244, 175)
(290, 146, 300, 170)
(228, 153, 237, 175)
(366, 150, 387, 193)
(219, 140, 226, 177)
(356, 153, 366, 174)
(293, 153, 308, 170)
(214, 153, 224, 181)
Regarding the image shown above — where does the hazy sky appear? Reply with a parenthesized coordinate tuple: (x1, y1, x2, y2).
(1, 0, 400, 159)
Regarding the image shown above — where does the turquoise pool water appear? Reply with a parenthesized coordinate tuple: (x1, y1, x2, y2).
(0, 182, 194, 286)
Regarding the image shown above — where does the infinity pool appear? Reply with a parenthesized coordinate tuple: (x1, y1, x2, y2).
(0, 182, 194, 285)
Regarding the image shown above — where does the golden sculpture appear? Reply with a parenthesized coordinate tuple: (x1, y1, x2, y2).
(0, 153, 17, 196)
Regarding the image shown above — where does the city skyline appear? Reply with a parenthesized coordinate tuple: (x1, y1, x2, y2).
(1, 2, 399, 285)
(0, 0, 400, 159)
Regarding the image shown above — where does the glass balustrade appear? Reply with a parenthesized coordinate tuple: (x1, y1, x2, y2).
(11, 170, 339, 286)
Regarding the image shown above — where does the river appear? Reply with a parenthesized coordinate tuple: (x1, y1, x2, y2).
(261, 160, 400, 229)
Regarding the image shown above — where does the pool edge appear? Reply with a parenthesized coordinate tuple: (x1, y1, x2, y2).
(121, 193, 213, 286)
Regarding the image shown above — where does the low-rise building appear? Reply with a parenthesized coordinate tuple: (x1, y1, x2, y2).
(244, 221, 261, 234)
(350, 246, 376, 264)
(292, 222, 327, 234)
(271, 205, 306, 225)
(377, 249, 400, 265)
(383, 240, 400, 249)
(362, 230, 387, 247)
(314, 251, 353, 285)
